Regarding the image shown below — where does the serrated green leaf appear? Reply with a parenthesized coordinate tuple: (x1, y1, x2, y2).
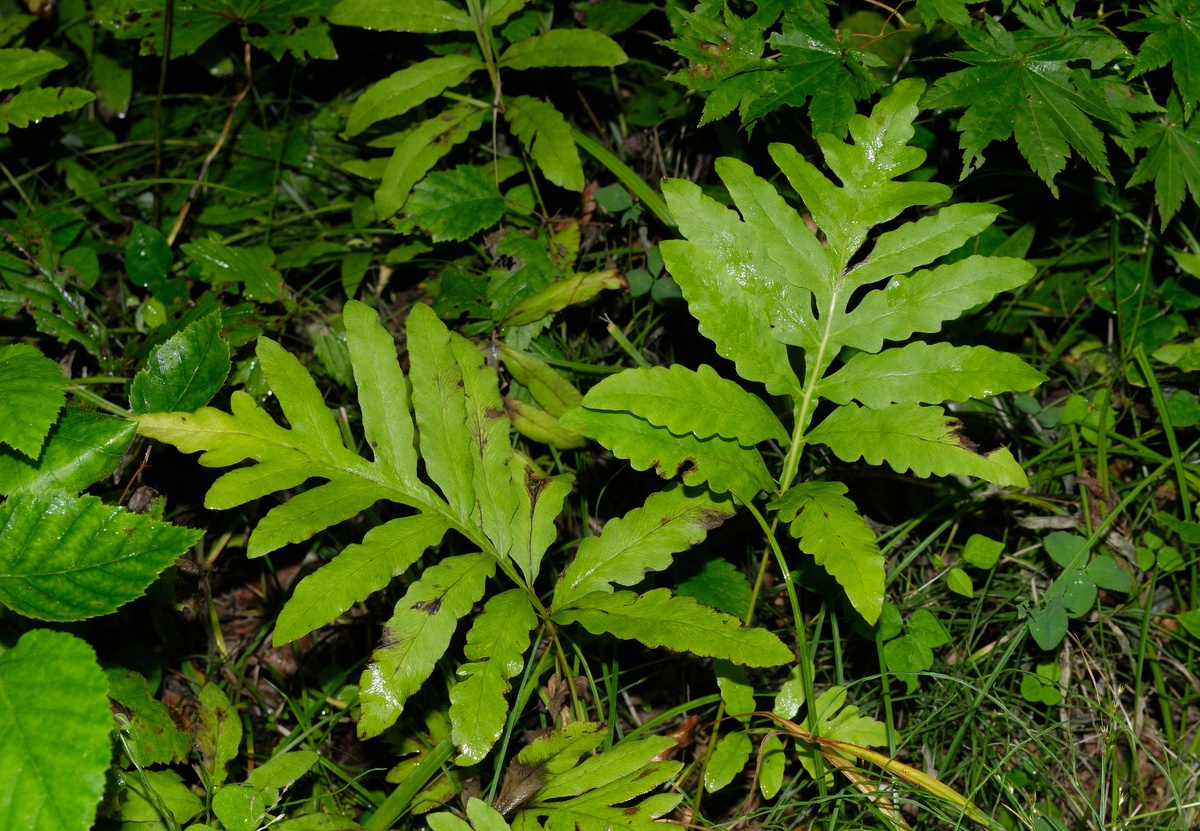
(0, 48, 67, 91)
(484, 0, 529, 27)
(0, 630, 111, 831)
(807, 402, 1029, 487)
(1124, 95, 1200, 225)
(345, 54, 482, 136)
(504, 96, 584, 191)
(249, 470, 384, 559)
(704, 730, 752, 792)
(497, 346, 582, 417)
(818, 342, 1047, 408)
(107, 667, 192, 766)
(552, 588, 792, 667)
(451, 590, 539, 764)
(517, 721, 608, 773)
(923, 15, 1124, 193)
(660, 178, 805, 398)
(560, 407, 774, 497)
(1125, 1, 1200, 112)
(409, 165, 506, 242)
(376, 104, 488, 218)
(501, 269, 626, 327)
(507, 456, 573, 583)
(0, 86, 95, 133)
(130, 312, 230, 414)
(770, 481, 884, 624)
(0, 409, 133, 497)
(197, 683, 242, 788)
(675, 557, 752, 618)
(0, 343, 66, 458)
(526, 754, 681, 831)
(575, 364, 788, 445)
(555, 487, 733, 610)
(274, 513, 451, 645)
(344, 300, 427, 495)
(497, 29, 627, 70)
(360, 552, 496, 738)
(329, 0, 471, 31)
(810, 685, 887, 751)
(124, 221, 173, 289)
(0, 490, 201, 621)
(759, 734, 786, 799)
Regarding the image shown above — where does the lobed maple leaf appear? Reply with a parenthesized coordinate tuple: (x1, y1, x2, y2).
(1123, 93, 1200, 226)
(1124, 0, 1200, 117)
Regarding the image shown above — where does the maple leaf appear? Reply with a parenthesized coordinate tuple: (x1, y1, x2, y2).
(1124, 94, 1200, 226)
(666, 1, 879, 136)
(1124, 0, 1200, 117)
(923, 12, 1129, 194)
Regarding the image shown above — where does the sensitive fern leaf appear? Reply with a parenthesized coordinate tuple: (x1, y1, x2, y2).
(567, 79, 1042, 625)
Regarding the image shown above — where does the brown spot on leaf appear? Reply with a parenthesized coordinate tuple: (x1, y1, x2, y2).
(698, 507, 731, 529)
(675, 458, 698, 477)
(411, 598, 441, 615)
(484, 405, 505, 420)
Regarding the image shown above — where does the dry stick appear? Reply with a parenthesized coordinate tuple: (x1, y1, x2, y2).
(166, 42, 254, 247)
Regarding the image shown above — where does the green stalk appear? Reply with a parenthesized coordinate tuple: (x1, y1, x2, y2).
(571, 128, 674, 228)
(362, 736, 454, 831)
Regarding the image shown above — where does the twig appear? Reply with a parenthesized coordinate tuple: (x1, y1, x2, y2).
(167, 42, 253, 246)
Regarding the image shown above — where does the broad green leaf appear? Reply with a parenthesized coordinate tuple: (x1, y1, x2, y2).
(883, 635, 930, 692)
(484, 0, 529, 27)
(1086, 554, 1131, 593)
(574, 364, 788, 445)
(197, 683, 242, 788)
(329, 0, 473, 32)
(497, 30, 627, 70)
(376, 104, 488, 218)
(676, 557, 752, 618)
(0, 409, 132, 497)
(248, 751, 319, 790)
(344, 300, 426, 495)
(0, 343, 65, 458)
(660, 178, 805, 398)
(501, 269, 626, 326)
(759, 734, 786, 799)
(450, 590, 538, 764)
(845, 203, 1002, 288)
(248, 467, 383, 559)
(770, 482, 884, 624)
(213, 782, 279, 831)
(907, 608, 950, 649)
(554, 487, 734, 611)
(559, 407, 774, 497)
(118, 768, 204, 825)
(498, 346, 582, 417)
(923, 15, 1124, 193)
(798, 686, 887, 777)
(124, 221, 173, 289)
(961, 534, 1002, 569)
(0, 48, 67, 90)
(826, 256, 1037, 354)
(107, 667, 192, 766)
(409, 165, 506, 242)
(534, 735, 676, 802)
(0, 86, 95, 133)
(360, 552, 496, 737)
(504, 96, 584, 191)
(818, 342, 1047, 408)
(182, 238, 282, 302)
(773, 664, 806, 719)
(274, 513, 451, 645)
(807, 402, 1029, 487)
(716, 659, 755, 716)
(1043, 531, 1088, 569)
(705, 730, 752, 792)
(0, 490, 201, 621)
(346, 55, 482, 136)
(946, 568, 974, 597)
(467, 799, 512, 831)
(552, 588, 793, 667)
(517, 721, 608, 773)
(451, 333, 520, 556)
(407, 303, 476, 523)
(507, 455, 573, 584)
(0, 630, 110, 831)
(1027, 600, 1068, 650)
(505, 398, 586, 450)
(129, 312, 231, 414)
